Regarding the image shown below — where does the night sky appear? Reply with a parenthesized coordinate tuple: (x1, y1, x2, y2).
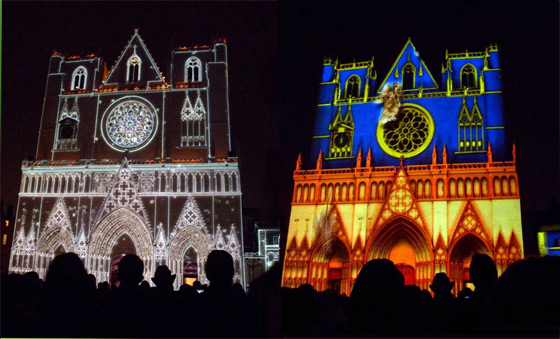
(1, 1, 558, 242)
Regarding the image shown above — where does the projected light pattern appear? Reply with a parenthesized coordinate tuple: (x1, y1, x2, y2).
(106, 101, 154, 148)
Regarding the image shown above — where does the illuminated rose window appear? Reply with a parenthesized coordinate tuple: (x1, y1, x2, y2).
(377, 104, 434, 158)
(106, 100, 155, 149)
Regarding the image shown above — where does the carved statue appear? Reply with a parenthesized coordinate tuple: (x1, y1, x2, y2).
(379, 82, 402, 123)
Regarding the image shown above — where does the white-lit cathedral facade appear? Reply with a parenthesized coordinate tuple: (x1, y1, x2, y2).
(9, 30, 244, 289)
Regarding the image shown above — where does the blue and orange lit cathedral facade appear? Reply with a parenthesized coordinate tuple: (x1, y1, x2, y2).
(282, 39, 523, 295)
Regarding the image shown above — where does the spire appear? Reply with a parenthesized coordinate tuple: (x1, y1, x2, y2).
(356, 148, 362, 168)
(432, 145, 437, 165)
(214, 225, 226, 250)
(443, 145, 448, 164)
(59, 98, 70, 121)
(487, 142, 493, 163)
(316, 151, 323, 170)
(67, 97, 80, 122)
(296, 153, 302, 171)
(512, 142, 516, 163)
(366, 148, 372, 168)
(399, 155, 405, 168)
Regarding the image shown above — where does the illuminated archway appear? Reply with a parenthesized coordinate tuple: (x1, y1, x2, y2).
(366, 216, 433, 290)
(448, 233, 492, 295)
(309, 235, 351, 295)
(89, 208, 153, 284)
(36, 226, 75, 279)
(168, 226, 213, 289)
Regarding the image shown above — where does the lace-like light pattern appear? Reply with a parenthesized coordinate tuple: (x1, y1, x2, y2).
(106, 101, 154, 148)
(383, 107, 430, 154)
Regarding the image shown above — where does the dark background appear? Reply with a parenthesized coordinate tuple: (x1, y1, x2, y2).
(2, 1, 559, 254)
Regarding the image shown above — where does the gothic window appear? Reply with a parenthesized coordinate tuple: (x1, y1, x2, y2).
(181, 91, 207, 147)
(71, 66, 87, 90)
(127, 56, 141, 82)
(345, 75, 360, 98)
(458, 98, 484, 152)
(185, 57, 202, 82)
(461, 64, 476, 88)
(402, 63, 415, 90)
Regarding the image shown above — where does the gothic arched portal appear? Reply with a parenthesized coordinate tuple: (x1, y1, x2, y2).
(88, 208, 153, 284)
(168, 226, 213, 290)
(309, 235, 351, 295)
(366, 216, 433, 290)
(36, 226, 75, 279)
(448, 233, 492, 295)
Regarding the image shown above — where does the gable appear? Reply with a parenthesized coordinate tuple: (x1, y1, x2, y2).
(104, 31, 164, 85)
(377, 39, 439, 93)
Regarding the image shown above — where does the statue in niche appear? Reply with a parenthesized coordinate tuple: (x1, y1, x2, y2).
(379, 82, 402, 123)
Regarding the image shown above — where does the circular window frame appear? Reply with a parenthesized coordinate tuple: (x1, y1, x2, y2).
(376, 103, 434, 159)
(100, 96, 159, 153)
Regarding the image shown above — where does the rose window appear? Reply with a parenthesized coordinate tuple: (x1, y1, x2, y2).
(106, 100, 155, 149)
(377, 104, 434, 158)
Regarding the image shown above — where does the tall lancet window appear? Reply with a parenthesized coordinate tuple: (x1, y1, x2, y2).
(461, 64, 476, 88)
(185, 57, 202, 82)
(345, 75, 360, 98)
(181, 90, 207, 147)
(402, 63, 415, 90)
(127, 56, 141, 82)
(71, 66, 87, 90)
(56, 98, 80, 150)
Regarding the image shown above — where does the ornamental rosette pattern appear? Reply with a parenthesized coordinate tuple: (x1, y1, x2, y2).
(106, 100, 155, 148)
(383, 107, 430, 154)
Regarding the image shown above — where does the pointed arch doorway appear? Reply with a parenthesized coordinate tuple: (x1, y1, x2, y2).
(89, 208, 153, 284)
(367, 217, 433, 290)
(448, 234, 492, 295)
(309, 236, 351, 295)
(109, 234, 137, 287)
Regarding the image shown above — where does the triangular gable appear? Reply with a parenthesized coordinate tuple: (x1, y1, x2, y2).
(508, 232, 522, 261)
(286, 236, 298, 259)
(227, 224, 241, 259)
(175, 196, 208, 233)
(329, 104, 354, 132)
(494, 231, 508, 263)
(450, 200, 490, 244)
(374, 167, 427, 229)
(377, 39, 439, 93)
(214, 224, 226, 250)
(104, 30, 164, 85)
(95, 159, 149, 225)
(434, 233, 447, 261)
(45, 198, 72, 230)
(313, 204, 351, 251)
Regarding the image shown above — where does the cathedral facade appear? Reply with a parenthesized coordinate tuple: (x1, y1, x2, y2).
(10, 30, 244, 289)
(282, 40, 523, 295)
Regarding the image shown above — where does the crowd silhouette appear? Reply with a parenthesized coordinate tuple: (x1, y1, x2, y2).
(2, 250, 559, 338)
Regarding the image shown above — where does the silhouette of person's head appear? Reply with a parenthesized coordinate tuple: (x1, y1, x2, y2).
(348, 259, 405, 334)
(351, 259, 404, 301)
(117, 254, 144, 288)
(152, 265, 176, 289)
(205, 250, 234, 288)
(469, 253, 497, 289)
(430, 272, 454, 295)
(45, 252, 87, 286)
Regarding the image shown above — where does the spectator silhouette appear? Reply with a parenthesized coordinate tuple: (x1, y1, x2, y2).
(41, 253, 89, 337)
(487, 256, 560, 335)
(347, 259, 405, 335)
(466, 253, 497, 329)
(106, 254, 149, 337)
(429, 272, 459, 332)
(196, 250, 247, 337)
